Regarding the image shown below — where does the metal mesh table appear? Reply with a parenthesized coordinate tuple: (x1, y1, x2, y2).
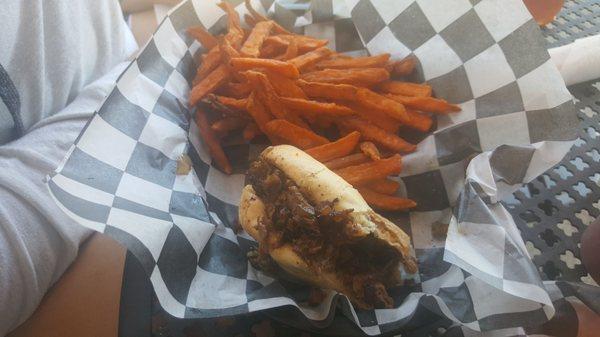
(504, 0, 600, 286)
(543, 0, 600, 48)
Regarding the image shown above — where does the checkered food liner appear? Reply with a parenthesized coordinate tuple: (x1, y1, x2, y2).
(47, 0, 582, 334)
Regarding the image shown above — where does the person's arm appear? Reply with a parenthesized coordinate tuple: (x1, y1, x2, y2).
(6, 235, 126, 337)
(0, 62, 129, 336)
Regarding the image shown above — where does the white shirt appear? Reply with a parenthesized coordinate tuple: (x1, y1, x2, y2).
(0, 1, 137, 335)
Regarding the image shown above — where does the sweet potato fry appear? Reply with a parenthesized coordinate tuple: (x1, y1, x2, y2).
(264, 119, 329, 149)
(323, 153, 369, 170)
(363, 179, 400, 195)
(211, 117, 247, 133)
(341, 118, 416, 153)
(385, 94, 461, 114)
(244, 0, 290, 34)
(359, 141, 381, 161)
(341, 102, 401, 133)
(220, 37, 241, 61)
(296, 80, 357, 101)
(357, 188, 416, 211)
(296, 80, 358, 101)
(290, 35, 330, 52)
(193, 47, 222, 85)
(262, 35, 288, 49)
(244, 71, 307, 127)
(187, 26, 218, 50)
(240, 21, 274, 57)
(310, 115, 338, 129)
(405, 110, 433, 132)
(305, 131, 360, 162)
(384, 61, 394, 73)
(262, 70, 307, 99)
(271, 22, 291, 35)
(334, 154, 402, 186)
(264, 35, 329, 54)
(219, 82, 252, 98)
(218, 1, 244, 47)
(329, 53, 353, 60)
(288, 47, 333, 72)
(338, 124, 354, 137)
(190, 64, 230, 106)
(195, 107, 232, 174)
(316, 54, 390, 70)
(215, 95, 248, 110)
(259, 43, 284, 58)
(244, 13, 257, 27)
(357, 88, 409, 123)
(243, 122, 261, 141)
(299, 63, 318, 74)
(301, 68, 390, 87)
(222, 33, 244, 52)
(279, 38, 298, 61)
(219, 38, 242, 81)
(189, 0, 464, 179)
(364, 109, 402, 133)
(246, 92, 272, 134)
(202, 94, 246, 118)
(219, 1, 241, 28)
(392, 56, 416, 77)
(227, 32, 245, 50)
(231, 58, 300, 78)
(377, 81, 432, 97)
(280, 97, 355, 117)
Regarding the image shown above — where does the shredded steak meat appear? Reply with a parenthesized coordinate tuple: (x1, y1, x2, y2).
(246, 159, 401, 309)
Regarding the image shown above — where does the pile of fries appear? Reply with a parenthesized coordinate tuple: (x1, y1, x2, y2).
(187, 0, 461, 211)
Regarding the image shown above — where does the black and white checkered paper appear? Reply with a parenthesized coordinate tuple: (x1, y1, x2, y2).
(47, 0, 591, 335)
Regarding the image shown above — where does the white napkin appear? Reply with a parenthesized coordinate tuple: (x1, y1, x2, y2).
(549, 34, 600, 86)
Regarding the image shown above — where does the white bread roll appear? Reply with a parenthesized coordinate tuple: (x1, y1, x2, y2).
(260, 145, 414, 264)
(239, 145, 418, 308)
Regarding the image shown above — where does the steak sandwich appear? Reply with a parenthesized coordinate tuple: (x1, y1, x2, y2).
(239, 145, 417, 309)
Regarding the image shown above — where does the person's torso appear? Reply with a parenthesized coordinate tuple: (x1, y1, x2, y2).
(0, 0, 131, 145)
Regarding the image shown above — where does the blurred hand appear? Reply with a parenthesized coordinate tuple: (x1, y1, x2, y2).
(522, 0, 564, 26)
